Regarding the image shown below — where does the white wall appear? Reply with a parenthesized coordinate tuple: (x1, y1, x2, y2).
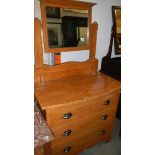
(92, 0, 121, 69)
(34, 0, 121, 69)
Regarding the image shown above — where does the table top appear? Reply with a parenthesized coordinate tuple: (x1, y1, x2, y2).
(35, 73, 121, 110)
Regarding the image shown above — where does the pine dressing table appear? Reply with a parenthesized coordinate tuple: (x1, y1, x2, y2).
(34, 0, 121, 155)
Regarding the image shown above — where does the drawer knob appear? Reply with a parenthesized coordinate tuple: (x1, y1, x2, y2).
(100, 129, 106, 135)
(63, 113, 72, 119)
(104, 100, 111, 105)
(64, 146, 72, 153)
(64, 130, 72, 136)
(101, 115, 108, 120)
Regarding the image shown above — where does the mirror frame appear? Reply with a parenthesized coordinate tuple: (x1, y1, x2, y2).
(41, 0, 96, 53)
(112, 6, 121, 55)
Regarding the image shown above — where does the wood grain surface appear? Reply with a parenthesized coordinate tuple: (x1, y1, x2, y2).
(35, 73, 120, 109)
(34, 58, 98, 84)
(34, 18, 43, 67)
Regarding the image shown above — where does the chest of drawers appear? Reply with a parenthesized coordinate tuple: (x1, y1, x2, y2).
(34, 5, 120, 154)
(35, 73, 120, 155)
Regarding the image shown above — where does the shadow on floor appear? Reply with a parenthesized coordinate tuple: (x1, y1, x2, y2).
(78, 119, 121, 155)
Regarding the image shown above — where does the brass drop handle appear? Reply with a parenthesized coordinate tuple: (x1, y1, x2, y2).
(63, 113, 72, 119)
(64, 146, 72, 153)
(104, 100, 111, 105)
(64, 130, 72, 136)
(101, 115, 108, 120)
(100, 129, 106, 135)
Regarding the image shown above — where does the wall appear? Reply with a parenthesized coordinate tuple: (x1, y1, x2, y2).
(78, 0, 121, 69)
(34, 0, 121, 69)
(93, 0, 121, 65)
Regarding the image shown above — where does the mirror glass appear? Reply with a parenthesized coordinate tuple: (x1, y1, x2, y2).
(112, 6, 121, 54)
(45, 7, 89, 49)
(115, 9, 121, 34)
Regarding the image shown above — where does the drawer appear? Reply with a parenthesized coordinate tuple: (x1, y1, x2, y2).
(46, 92, 119, 130)
(51, 123, 113, 155)
(51, 143, 81, 155)
(51, 108, 116, 138)
(53, 115, 114, 145)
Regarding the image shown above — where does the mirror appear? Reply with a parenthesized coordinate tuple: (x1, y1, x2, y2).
(41, 0, 93, 53)
(46, 7, 88, 48)
(40, 0, 96, 53)
(112, 6, 121, 55)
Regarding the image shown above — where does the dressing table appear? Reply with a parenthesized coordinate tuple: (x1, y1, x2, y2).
(34, 0, 121, 155)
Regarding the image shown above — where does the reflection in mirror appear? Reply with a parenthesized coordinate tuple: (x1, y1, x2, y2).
(45, 7, 88, 48)
(112, 6, 121, 55)
(115, 9, 121, 34)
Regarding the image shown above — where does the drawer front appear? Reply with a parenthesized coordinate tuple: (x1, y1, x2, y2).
(46, 92, 119, 130)
(51, 123, 113, 155)
(51, 144, 80, 155)
(51, 108, 116, 138)
(52, 120, 114, 147)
